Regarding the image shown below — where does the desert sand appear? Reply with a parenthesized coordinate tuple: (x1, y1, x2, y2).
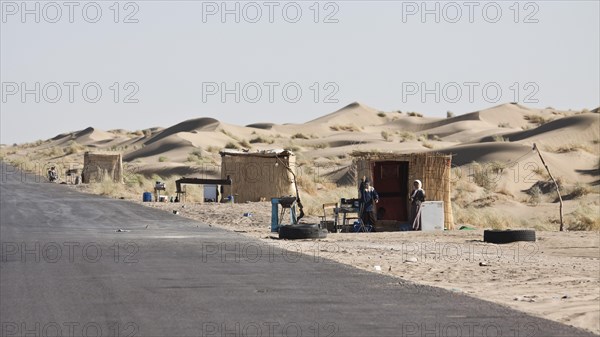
(2, 102, 599, 333)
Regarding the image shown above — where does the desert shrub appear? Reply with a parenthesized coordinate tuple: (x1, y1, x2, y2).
(224, 142, 239, 150)
(63, 141, 85, 155)
(329, 125, 360, 132)
(407, 112, 423, 117)
(286, 145, 301, 152)
(158, 156, 168, 162)
(238, 139, 251, 148)
(524, 114, 552, 126)
(569, 183, 591, 198)
(527, 186, 542, 205)
(498, 122, 511, 128)
(493, 135, 507, 142)
(398, 131, 416, 142)
(471, 161, 496, 191)
(206, 145, 220, 153)
(377, 112, 386, 117)
(381, 131, 391, 142)
(551, 144, 591, 153)
(221, 129, 240, 141)
(446, 111, 454, 118)
(249, 136, 273, 144)
(292, 133, 310, 140)
(310, 143, 328, 150)
(567, 205, 600, 231)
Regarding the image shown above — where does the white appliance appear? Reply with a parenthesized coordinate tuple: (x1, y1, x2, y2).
(420, 201, 444, 231)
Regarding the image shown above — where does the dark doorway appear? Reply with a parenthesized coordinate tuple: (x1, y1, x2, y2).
(372, 161, 409, 221)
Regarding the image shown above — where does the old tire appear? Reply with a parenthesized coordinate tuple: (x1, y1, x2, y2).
(279, 224, 328, 240)
(483, 229, 536, 244)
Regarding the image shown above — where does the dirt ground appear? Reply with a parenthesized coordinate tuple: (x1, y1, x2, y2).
(137, 200, 600, 335)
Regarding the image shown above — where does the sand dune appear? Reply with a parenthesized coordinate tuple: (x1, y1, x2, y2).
(145, 117, 221, 146)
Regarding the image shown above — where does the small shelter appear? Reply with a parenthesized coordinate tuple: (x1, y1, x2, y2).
(82, 151, 123, 183)
(219, 149, 295, 203)
(350, 151, 454, 230)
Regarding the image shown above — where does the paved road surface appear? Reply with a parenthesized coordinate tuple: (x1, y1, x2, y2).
(0, 163, 596, 337)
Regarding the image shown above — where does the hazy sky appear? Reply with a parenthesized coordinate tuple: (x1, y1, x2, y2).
(1, 0, 599, 144)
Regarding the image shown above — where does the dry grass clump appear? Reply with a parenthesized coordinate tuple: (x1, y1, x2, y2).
(63, 141, 86, 155)
(381, 131, 391, 142)
(398, 131, 416, 142)
(568, 183, 592, 199)
(407, 112, 423, 117)
(329, 124, 360, 132)
(567, 205, 600, 231)
(292, 133, 310, 140)
(206, 145, 220, 153)
(493, 135, 507, 142)
(446, 111, 454, 118)
(524, 114, 552, 126)
(549, 143, 592, 153)
(310, 143, 328, 150)
(470, 161, 497, 191)
(498, 122, 511, 128)
(249, 136, 274, 144)
(224, 142, 240, 150)
(422, 141, 434, 149)
(238, 139, 252, 148)
(452, 203, 513, 229)
(158, 156, 168, 162)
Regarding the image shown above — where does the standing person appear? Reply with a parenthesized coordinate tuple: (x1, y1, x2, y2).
(410, 180, 425, 230)
(48, 166, 58, 183)
(359, 179, 379, 232)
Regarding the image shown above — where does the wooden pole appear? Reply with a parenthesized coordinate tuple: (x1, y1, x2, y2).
(533, 143, 564, 231)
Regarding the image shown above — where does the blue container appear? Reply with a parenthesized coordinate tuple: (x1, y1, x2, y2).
(143, 192, 152, 202)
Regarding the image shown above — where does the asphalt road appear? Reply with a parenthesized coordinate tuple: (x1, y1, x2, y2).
(0, 162, 596, 337)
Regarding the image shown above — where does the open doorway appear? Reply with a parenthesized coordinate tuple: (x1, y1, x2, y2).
(372, 161, 409, 222)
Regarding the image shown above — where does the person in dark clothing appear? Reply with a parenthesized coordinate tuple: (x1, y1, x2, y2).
(410, 180, 425, 230)
(359, 179, 379, 232)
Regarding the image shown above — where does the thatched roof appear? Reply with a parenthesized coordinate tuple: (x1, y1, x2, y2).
(219, 149, 294, 158)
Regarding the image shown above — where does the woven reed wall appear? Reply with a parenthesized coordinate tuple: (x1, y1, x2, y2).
(220, 155, 295, 202)
(82, 152, 123, 183)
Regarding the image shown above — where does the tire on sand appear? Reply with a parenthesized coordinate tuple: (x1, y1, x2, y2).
(483, 229, 536, 244)
(279, 224, 328, 240)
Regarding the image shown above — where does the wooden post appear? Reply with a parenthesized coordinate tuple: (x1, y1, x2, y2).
(533, 143, 564, 231)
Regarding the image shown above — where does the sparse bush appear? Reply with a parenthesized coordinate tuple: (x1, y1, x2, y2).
(398, 131, 416, 142)
(471, 161, 496, 191)
(329, 124, 360, 132)
(381, 131, 391, 142)
(292, 133, 310, 140)
(238, 139, 251, 148)
(158, 156, 168, 162)
(377, 112, 386, 117)
(224, 142, 239, 150)
(527, 186, 542, 205)
(551, 144, 592, 153)
(249, 136, 274, 144)
(498, 122, 511, 128)
(422, 141, 434, 149)
(524, 114, 552, 126)
(63, 141, 85, 155)
(570, 183, 591, 199)
(567, 205, 600, 231)
(310, 143, 328, 150)
(407, 112, 423, 117)
(493, 135, 507, 142)
(447, 111, 454, 118)
(206, 146, 220, 153)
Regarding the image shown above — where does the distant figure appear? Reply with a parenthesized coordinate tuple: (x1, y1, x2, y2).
(359, 179, 379, 232)
(410, 180, 426, 230)
(48, 167, 58, 183)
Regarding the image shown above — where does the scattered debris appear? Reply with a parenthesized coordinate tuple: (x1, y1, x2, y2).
(173, 210, 179, 214)
(562, 295, 571, 299)
(116, 229, 129, 233)
(388, 266, 392, 272)
(479, 262, 490, 267)
(243, 212, 252, 217)
(404, 257, 418, 263)
(374, 265, 382, 271)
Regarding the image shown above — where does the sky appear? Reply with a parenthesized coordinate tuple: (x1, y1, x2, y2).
(1, 0, 599, 144)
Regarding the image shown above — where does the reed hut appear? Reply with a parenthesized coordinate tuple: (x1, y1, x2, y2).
(219, 149, 295, 203)
(351, 151, 454, 230)
(82, 151, 123, 183)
